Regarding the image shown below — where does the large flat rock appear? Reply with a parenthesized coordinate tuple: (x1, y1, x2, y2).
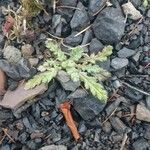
(0, 83, 47, 109)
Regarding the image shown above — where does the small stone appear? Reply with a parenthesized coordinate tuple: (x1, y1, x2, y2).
(92, 3, 125, 44)
(147, 9, 150, 18)
(88, 0, 106, 17)
(0, 145, 10, 150)
(73, 95, 106, 121)
(117, 47, 135, 58)
(136, 104, 150, 122)
(30, 132, 44, 139)
(111, 57, 128, 70)
(40, 145, 67, 150)
(132, 138, 149, 150)
(70, 2, 89, 31)
(3, 46, 22, 64)
(122, 2, 142, 20)
(21, 44, 34, 58)
(89, 38, 104, 54)
(29, 58, 39, 67)
(52, 14, 61, 29)
(56, 70, 80, 91)
(0, 83, 47, 109)
(145, 96, 150, 109)
(64, 31, 83, 47)
(110, 117, 131, 133)
(0, 59, 20, 80)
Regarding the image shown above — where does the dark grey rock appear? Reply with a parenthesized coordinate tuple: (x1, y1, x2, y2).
(73, 95, 106, 121)
(145, 96, 150, 109)
(124, 88, 143, 102)
(52, 14, 61, 29)
(81, 29, 93, 45)
(89, 38, 104, 54)
(51, 129, 61, 142)
(3, 46, 22, 64)
(56, 70, 80, 91)
(106, 97, 125, 116)
(92, 4, 125, 44)
(0, 109, 13, 121)
(111, 57, 129, 70)
(110, 117, 131, 133)
(132, 138, 149, 150)
(67, 88, 87, 99)
(0, 145, 10, 150)
(0, 59, 20, 80)
(147, 9, 150, 18)
(78, 121, 87, 133)
(88, 0, 105, 17)
(16, 58, 31, 79)
(64, 31, 83, 47)
(144, 124, 150, 140)
(117, 47, 136, 58)
(27, 141, 37, 150)
(70, 2, 89, 31)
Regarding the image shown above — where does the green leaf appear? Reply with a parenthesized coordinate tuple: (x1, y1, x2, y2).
(66, 67, 80, 82)
(81, 64, 101, 74)
(80, 73, 108, 102)
(70, 47, 84, 61)
(25, 68, 58, 89)
(61, 60, 76, 68)
(96, 45, 113, 62)
(45, 39, 67, 62)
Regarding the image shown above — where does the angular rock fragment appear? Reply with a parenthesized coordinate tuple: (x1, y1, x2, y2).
(88, 0, 106, 16)
(73, 95, 106, 121)
(132, 138, 149, 150)
(56, 70, 80, 91)
(0, 83, 47, 109)
(136, 104, 150, 122)
(70, 2, 89, 31)
(117, 47, 135, 58)
(110, 117, 131, 133)
(111, 57, 128, 70)
(3, 46, 22, 64)
(92, 3, 125, 44)
(122, 2, 142, 20)
(64, 31, 83, 47)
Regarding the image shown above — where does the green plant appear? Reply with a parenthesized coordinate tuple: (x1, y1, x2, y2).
(142, 0, 150, 7)
(25, 39, 113, 102)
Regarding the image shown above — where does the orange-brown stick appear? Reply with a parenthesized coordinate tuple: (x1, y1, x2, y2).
(59, 102, 80, 141)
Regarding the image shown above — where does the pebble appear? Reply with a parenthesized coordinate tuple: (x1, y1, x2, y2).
(64, 31, 83, 47)
(70, 2, 89, 31)
(89, 38, 104, 54)
(132, 138, 149, 150)
(111, 57, 129, 70)
(3, 46, 22, 64)
(136, 104, 150, 122)
(117, 47, 136, 58)
(21, 44, 34, 58)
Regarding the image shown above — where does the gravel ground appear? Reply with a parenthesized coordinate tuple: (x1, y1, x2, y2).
(0, 0, 150, 150)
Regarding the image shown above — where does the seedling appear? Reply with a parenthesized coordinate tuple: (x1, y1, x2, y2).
(26, 39, 113, 102)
